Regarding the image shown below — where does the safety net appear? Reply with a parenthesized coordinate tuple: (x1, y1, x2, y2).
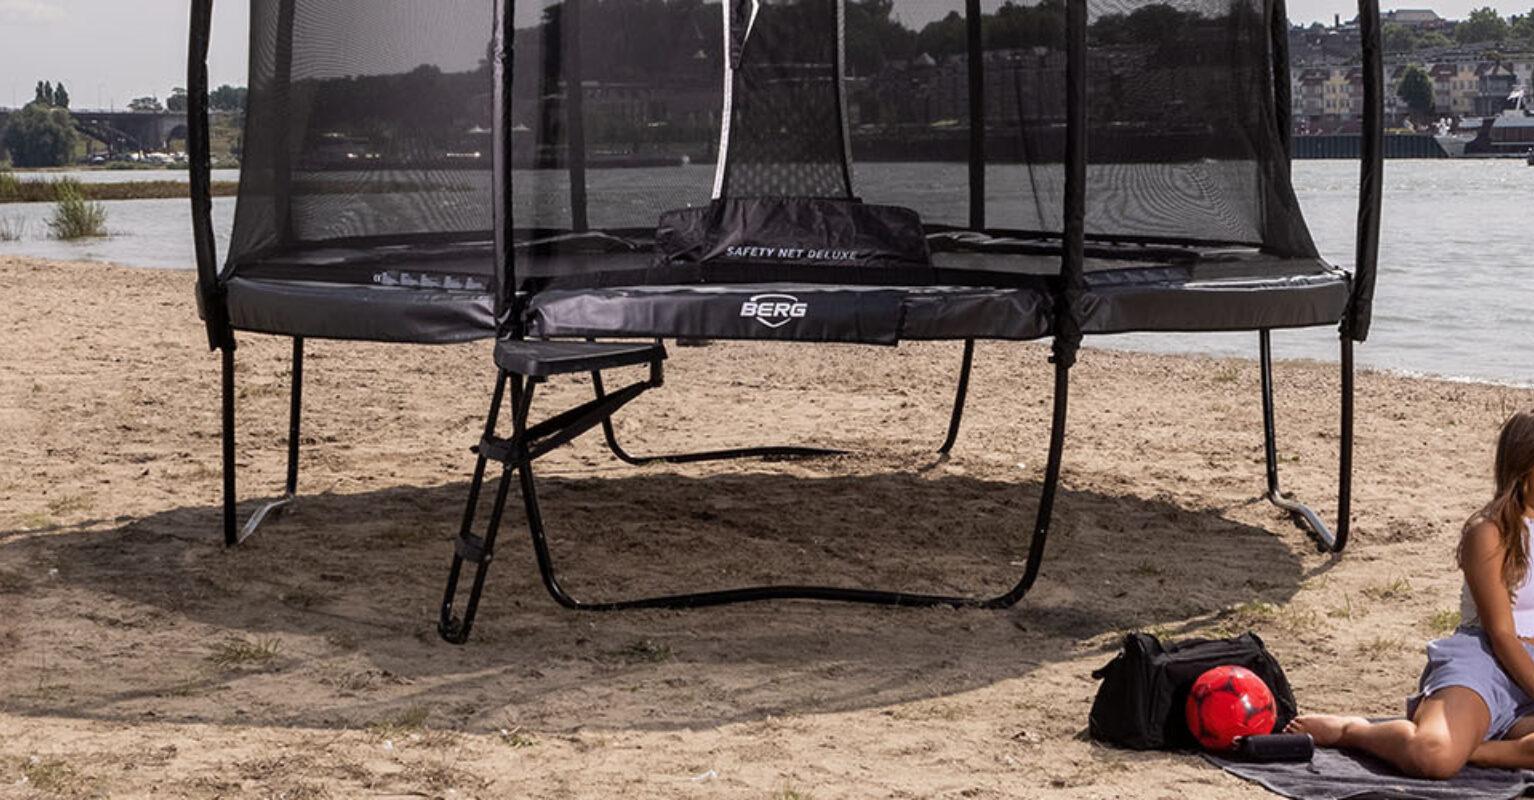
(225, 0, 1321, 300)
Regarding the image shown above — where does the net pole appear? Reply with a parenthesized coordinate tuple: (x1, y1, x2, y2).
(273, 0, 296, 247)
(1270, 0, 1294, 160)
(493, 0, 519, 333)
(1054, 0, 1087, 364)
(187, 0, 231, 351)
(565, 0, 590, 232)
(1350, 0, 1383, 341)
(965, 0, 985, 231)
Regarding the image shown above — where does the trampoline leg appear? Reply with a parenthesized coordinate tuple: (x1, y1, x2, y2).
(477, 357, 1070, 622)
(1260, 329, 1353, 553)
(222, 345, 237, 547)
(938, 339, 977, 455)
(589, 338, 978, 464)
(439, 371, 513, 644)
(220, 336, 305, 547)
(590, 369, 847, 465)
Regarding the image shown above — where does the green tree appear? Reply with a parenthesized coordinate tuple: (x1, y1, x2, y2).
(166, 87, 188, 113)
(34, 81, 51, 106)
(127, 96, 163, 113)
(1416, 30, 1454, 49)
(53, 82, 69, 109)
(1, 102, 78, 167)
(1382, 22, 1416, 51)
(1396, 64, 1435, 120)
(1512, 10, 1534, 45)
(208, 84, 248, 113)
(1454, 6, 1510, 43)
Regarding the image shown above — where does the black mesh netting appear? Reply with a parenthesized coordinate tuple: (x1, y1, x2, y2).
(717, 0, 853, 198)
(229, 0, 496, 268)
(226, 0, 1317, 290)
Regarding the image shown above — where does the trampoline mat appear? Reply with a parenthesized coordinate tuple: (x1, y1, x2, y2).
(222, 237, 1349, 344)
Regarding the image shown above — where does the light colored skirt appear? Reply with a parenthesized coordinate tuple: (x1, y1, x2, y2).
(1405, 626, 1534, 740)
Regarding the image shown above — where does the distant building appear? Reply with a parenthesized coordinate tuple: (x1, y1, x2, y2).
(1378, 9, 1448, 31)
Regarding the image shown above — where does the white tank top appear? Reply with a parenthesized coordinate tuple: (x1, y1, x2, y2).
(1461, 518, 1534, 637)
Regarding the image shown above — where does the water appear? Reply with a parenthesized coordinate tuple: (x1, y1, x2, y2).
(1105, 160, 1534, 386)
(0, 160, 1528, 386)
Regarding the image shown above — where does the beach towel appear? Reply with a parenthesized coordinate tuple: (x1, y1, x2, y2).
(1207, 746, 1534, 800)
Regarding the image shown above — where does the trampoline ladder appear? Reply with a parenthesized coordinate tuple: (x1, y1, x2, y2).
(437, 345, 1069, 645)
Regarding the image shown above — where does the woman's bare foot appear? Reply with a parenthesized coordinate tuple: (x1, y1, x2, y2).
(1286, 714, 1371, 747)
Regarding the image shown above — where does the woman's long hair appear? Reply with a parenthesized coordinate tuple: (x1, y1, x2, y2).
(1460, 411, 1534, 591)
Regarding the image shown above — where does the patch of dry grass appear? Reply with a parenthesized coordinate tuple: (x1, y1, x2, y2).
(1361, 577, 1413, 602)
(206, 636, 282, 670)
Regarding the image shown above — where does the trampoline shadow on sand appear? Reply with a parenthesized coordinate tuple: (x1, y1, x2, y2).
(186, 0, 1383, 643)
(1, 474, 1318, 732)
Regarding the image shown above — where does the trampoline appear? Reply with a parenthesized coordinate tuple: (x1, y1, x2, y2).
(187, 0, 1383, 644)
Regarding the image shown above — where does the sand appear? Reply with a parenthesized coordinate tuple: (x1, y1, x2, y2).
(0, 254, 1530, 799)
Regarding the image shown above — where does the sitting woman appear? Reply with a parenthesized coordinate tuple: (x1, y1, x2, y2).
(1290, 410, 1534, 779)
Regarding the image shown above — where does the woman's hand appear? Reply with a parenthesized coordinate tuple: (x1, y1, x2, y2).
(1463, 520, 1534, 698)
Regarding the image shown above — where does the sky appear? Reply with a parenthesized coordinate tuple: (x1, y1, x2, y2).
(0, 0, 1521, 110)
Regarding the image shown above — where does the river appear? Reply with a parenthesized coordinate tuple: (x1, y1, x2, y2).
(0, 160, 1528, 386)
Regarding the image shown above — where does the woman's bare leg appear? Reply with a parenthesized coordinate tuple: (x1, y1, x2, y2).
(1470, 715, 1534, 768)
(1286, 687, 1491, 779)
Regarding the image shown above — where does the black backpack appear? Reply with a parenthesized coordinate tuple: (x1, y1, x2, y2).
(1088, 631, 1298, 750)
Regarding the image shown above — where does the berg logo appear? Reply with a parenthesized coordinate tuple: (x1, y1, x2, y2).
(739, 293, 808, 329)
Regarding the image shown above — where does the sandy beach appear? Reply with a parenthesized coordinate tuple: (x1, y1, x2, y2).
(1, 254, 1530, 798)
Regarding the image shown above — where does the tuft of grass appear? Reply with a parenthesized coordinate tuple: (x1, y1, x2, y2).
(0, 169, 19, 198)
(368, 705, 431, 741)
(1426, 608, 1461, 636)
(1211, 364, 1242, 384)
(46, 179, 108, 239)
(1356, 635, 1407, 658)
(206, 636, 282, 670)
(22, 757, 86, 795)
(609, 638, 674, 664)
(44, 493, 91, 516)
(772, 785, 815, 800)
(499, 727, 538, 748)
(0, 215, 23, 241)
(1327, 594, 1359, 620)
(1361, 577, 1413, 602)
(1212, 600, 1321, 637)
(17, 512, 54, 530)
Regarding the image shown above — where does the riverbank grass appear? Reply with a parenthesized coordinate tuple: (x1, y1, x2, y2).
(0, 174, 239, 204)
(47, 180, 109, 240)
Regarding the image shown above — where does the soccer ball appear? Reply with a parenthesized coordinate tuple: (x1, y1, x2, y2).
(1185, 665, 1277, 751)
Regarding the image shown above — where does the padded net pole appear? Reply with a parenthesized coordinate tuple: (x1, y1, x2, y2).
(1350, 0, 1384, 341)
(272, 0, 296, 248)
(965, 0, 985, 231)
(1054, 0, 1088, 363)
(1269, 0, 1294, 161)
(187, 0, 230, 351)
(565, 0, 590, 232)
(492, 0, 518, 333)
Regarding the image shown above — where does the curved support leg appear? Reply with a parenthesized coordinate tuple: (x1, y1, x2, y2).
(516, 356, 1069, 615)
(1260, 329, 1353, 553)
(938, 339, 976, 455)
(221, 336, 305, 546)
(591, 337, 977, 465)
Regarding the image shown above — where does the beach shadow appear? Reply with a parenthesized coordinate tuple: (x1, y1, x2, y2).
(1, 470, 1311, 734)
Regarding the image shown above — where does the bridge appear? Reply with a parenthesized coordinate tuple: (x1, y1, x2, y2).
(0, 107, 190, 153)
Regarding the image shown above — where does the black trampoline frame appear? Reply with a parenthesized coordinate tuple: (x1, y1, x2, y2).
(188, 0, 1384, 639)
